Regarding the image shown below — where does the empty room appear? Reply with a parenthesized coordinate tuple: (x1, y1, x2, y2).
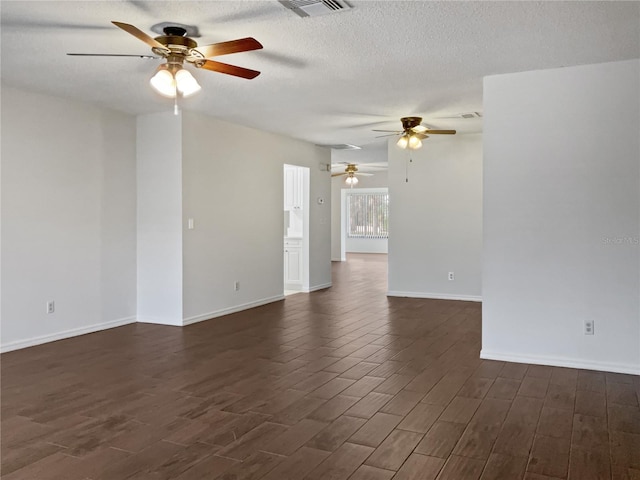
(1, 1, 639, 479)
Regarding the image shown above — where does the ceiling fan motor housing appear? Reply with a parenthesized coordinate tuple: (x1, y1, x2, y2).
(106, 21, 263, 82)
(154, 34, 197, 50)
(152, 29, 199, 63)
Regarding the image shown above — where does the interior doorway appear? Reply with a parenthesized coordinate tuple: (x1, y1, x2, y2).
(339, 187, 389, 261)
(283, 164, 310, 295)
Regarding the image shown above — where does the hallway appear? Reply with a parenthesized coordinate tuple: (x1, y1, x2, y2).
(1, 254, 639, 479)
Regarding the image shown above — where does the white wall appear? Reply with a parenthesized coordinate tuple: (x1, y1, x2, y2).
(347, 237, 388, 254)
(1, 88, 331, 349)
(1, 86, 137, 351)
(482, 60, 640, 374)
(137, 112, 183, 326)
(387, 134, 483, 301)
(181, 111, 331, 323)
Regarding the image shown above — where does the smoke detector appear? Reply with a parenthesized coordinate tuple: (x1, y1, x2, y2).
(278, 0, 352, 18)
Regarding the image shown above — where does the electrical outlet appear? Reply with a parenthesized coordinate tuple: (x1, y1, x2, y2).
(234, 281, 240, 291)
(46, 301, 55, 314)
(448, 272, 455, 281)
(584, 320, 594, 335)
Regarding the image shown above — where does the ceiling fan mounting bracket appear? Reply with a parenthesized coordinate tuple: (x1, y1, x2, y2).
(401, 117, 422, 130)
(163, 26, 187, 37)
(150, 22, 200, 38)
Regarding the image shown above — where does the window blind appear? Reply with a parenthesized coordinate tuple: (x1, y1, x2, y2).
(347, 192, 389, 239)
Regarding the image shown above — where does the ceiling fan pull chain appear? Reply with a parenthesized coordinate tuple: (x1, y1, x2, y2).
(174, 96, 179, 116)
(405, 156, 409, 183)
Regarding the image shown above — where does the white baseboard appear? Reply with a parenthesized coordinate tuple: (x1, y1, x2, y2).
(137, 317, 183, 327)
(1, 316, 137, 353)
(480, 349, 640, 376)
(183, 295, 285, 326)
(331, 257, 346, 262)
(387, 291, 482, 303)
(304, 282, 332, 293)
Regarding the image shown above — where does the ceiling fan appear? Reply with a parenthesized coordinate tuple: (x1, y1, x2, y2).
(68, 21, 263, 98)
(331, 163, 376, 186)
(374, 117, 456, 149)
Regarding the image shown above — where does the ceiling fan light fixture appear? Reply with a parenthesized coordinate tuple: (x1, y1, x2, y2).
(397, 133, 422, 150)
(345, 174, 359, 186)
(150, 66, 176, 98)
(408, 135, 422, 149)
(175, 68, 201, 97)
(150, 64, 201, 98)
(377, 116, 456, 149)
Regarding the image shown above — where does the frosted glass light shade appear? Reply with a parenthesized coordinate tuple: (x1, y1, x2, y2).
(397, 133, 423, 149)
(150, 68, 176, 97)
(175, 69, 201, 97)
(150, 66, 201, 98)
(408, 135, 422, 149)
(345, 175, 358, 185)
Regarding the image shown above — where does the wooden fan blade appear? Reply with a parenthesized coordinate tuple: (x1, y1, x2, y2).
(67, 53, 159, 58)
(372, 129, 402, 133)
(196, 37, 263, 58)
(199, 59, 260, 79)
(112, 21, 169, 52)
(375, 133, 399, 138)
(424, 129, 456, 134)
(331, 173, 347, 177)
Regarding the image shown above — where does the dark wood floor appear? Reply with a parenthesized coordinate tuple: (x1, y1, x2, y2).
(2, 253, 639, 479)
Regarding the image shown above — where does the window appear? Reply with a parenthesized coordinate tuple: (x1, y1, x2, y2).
(347, 191, 389, 239)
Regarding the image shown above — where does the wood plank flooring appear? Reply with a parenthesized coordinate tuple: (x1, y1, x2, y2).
(2, 253, 639, 479)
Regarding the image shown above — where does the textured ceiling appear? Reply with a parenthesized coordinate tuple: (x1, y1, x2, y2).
(2, 1, 639, 156)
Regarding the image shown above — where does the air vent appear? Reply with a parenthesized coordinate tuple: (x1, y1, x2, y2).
(316, 143, 361, 150)
(460, 112, 483, 119)
(278, 0, 352, 18)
